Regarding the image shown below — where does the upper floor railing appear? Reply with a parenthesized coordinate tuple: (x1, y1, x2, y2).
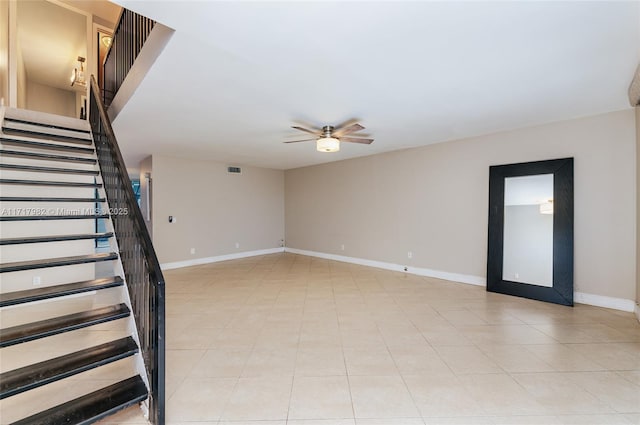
(103, 9, 156, 106)
(89, 75, 165, 425)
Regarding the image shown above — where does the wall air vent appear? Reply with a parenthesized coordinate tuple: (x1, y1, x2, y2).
(227, 166, 242, 174)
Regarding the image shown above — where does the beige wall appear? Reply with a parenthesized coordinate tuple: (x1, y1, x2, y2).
(0, 0, 8, 105)
(15, 40, 25, 108)
(636, 107, 640, 310)
(286, 110, 637, 301)
(150, 155, 284, 264)
(26, 81, 76, 118)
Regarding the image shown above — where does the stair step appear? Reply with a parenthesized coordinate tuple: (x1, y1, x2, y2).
(0, 276, 123, 307)
(0, 150, 97, 164)
(0, 336, 138, 399)
(2, 126, 92, 145)
(0, 137, 95, 154)
(0, 252, 118, 273)
(0, 197, 106, 203)
(0, 164, 98, 175)
(10, 375, 147, 425)
(0, 179, 102, 188)
(0, 214, 110, 222)
(3, 117, 91, 134)
(0, 232, 113, 246)
(0, 303, 130, 347)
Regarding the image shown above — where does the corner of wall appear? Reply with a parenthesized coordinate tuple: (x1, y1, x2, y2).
(636, 107, 640, 314)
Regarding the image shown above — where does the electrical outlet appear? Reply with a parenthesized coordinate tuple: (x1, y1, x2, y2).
(190, 248, 196, 255)
(235, 242, 240, 249)
(407, 251, 412, 259)
(341, 244, 345, 251)
(33, 276, 41, 286)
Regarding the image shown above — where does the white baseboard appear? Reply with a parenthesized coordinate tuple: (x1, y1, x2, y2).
(284, 247, 636, 313)
(574, 292, 636, 312)
(160, 246, 637, 314)
(284, 247, 486, 286)
(160, 247, 284, 270)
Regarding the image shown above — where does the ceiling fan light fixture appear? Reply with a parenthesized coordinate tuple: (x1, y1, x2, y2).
(316, 137, 340, 152)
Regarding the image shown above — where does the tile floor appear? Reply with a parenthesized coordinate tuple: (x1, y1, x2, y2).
(102, 253, 640, 425)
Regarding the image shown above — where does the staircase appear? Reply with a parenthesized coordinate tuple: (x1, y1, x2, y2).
(0, 108, 150, 424)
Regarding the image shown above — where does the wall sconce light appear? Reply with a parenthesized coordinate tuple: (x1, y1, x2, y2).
(70, 56, 86, 87)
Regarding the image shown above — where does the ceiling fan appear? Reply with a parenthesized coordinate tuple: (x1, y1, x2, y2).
(285, 122, 374, 152)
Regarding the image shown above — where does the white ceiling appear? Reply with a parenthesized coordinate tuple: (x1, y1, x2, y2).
(111, 0, 640, 170)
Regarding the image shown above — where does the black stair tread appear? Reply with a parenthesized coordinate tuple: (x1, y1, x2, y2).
(0, 150, 97, 164)
(0, 197, 106, 202)
(0, 179, 102, 187)
(2, 126, 92, 145)
(0, 303, 130, 347)
(0, 164, 98, 175)
(0, 214, 110, 222)
(0, 232, 113, 246)
(3, 117, 91, 134)
(0, 137, 95, 153)
(10, 375, 147, 425)
(0, 252, 118, 273)
(0, 276, 123, 307)
(0, 336, 138, 399)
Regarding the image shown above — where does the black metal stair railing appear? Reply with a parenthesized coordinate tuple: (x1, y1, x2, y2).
(88, 76, 165, 425)
(103, 8, 156, 106)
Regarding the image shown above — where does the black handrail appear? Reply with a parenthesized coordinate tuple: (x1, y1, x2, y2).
(88, 75, 165, 425)
(103, 9, 155, 106)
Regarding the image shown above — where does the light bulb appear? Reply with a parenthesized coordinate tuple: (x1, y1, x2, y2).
(316, 137, 340, 152)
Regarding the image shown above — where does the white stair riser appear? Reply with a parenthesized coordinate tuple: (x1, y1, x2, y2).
(2, 122, 92, 141)
(0, 220, 97, 239)
(0, 326, 132, 373)
(0, 202, 108, 219)
(0, 157, 97, 170)
(0, 263, 101, 294)
(3, 107, 91, 133)
(0, 286, 127, 327)
(0, 356, 139, 424)
(0, 239, 97, 263)
(0, 144, 94, 157)
(0, 170, 98, 183)
(0, 186, 100, 198)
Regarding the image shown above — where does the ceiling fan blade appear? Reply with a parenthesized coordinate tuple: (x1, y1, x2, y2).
(284, 138, 316, 143)
(340, 136, 374, 144)
(334, 123, 365, 137)
(292, 126, 321, 136)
